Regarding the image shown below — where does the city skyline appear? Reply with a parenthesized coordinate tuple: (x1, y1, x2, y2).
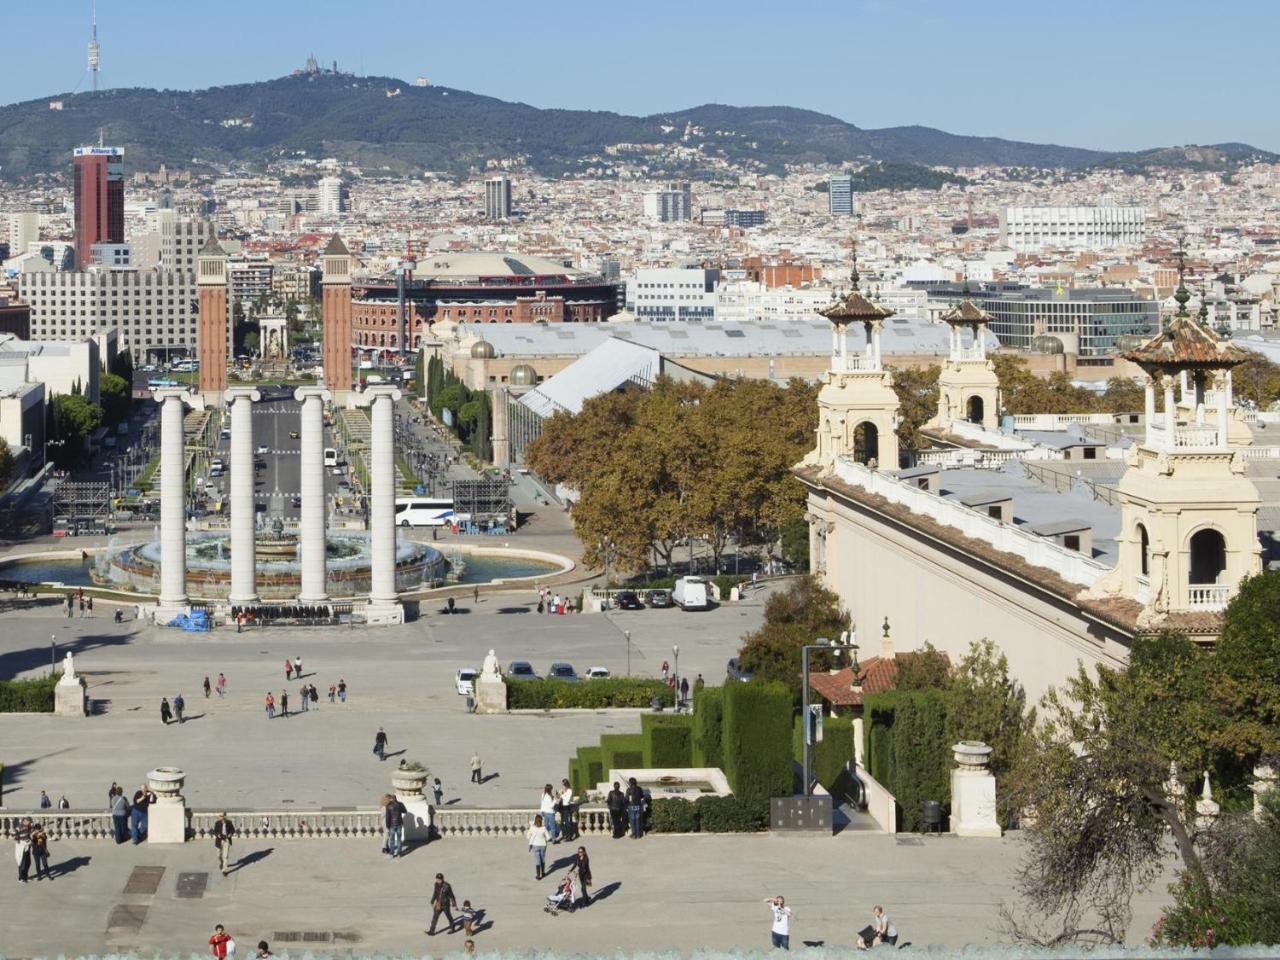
(1, 0, 1277, 154)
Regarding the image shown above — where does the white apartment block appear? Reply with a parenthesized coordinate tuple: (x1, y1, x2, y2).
(642, 181, 692, 223)
(1000, 205, 1146, 252)
(318, 176, 346, 215)
(626, 267, 719, 321)
(6, 212, 40, 257)
(19, 261, 197, 363)
(132, 212, 210, 272)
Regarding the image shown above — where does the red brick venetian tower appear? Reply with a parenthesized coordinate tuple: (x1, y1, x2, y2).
(321, 234, 353, 398)
(196, 236, 229, 398)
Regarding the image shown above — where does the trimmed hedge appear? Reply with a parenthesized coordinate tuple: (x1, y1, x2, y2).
(792, 713, 856, 794)
(600, 733, 645, 776)
(892, 690, 950, 832)
(577, 746, 604, 794)
(645, 795, 769, 833)
(507, 678, 674, 710)
(568, 757, 583, 796)
(641, 713, 694, 768)
(722, 679, 793, 808)
(0, 675, 58, 712)
(692, 686, 724, 768)
(865, 692, 897, 788)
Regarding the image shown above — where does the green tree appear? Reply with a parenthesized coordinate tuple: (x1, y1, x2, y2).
(779, 516, 810, 572)
(737, 576, 851, 689)
(0, 437, 14, 490)
(889, 364, 940, 451)
(99, 372, 131, 423)
(944, 639, 1033, 803)
(893, 641, 952, 691)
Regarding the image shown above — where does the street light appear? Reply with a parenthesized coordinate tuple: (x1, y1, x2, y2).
(672, 643, 680, 712)
(801, 635, 852, 797)
(625, 629, 632, 677)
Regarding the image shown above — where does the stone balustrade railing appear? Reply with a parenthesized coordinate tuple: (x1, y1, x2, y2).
(433, 806, 610, 838)
(0, 811, 115, 840)
(188, 808, 384, 840)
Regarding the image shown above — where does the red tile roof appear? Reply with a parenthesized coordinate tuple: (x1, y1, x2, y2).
(808, 652, 950, 707)
(1122, 316, 1250, 370)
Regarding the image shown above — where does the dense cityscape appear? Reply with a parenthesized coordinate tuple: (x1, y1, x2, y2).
(0, 3, 1278, 958)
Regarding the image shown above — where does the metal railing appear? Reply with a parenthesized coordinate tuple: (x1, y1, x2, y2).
(1187, 584, 1231, 610)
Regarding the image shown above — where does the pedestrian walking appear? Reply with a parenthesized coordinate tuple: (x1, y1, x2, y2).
(680, 676, 690, 708)
(216, 673, 227, 697)
(459, 900, 477, 935)
(432, 777, 443, 805)
(209, 924, 234, 959)
(606, 781, 626, 839)
(14, 817, 33, 883)
(526, 813, 550, 878)
(383, 793, 406, 858)
(293, 656, 302, 678)
(765, 896, 793, 950)
(31, 824, 51, 881)
(265, 692, 275, 719)
(284, 659, 293, 681)
(558, 778, 575, 840)
(309, 684, 319, 710)
(694, 674, 705, 696)
(299, 683, 309, 712)
(625, 776, 645, 839)
(131, 783, 156, 844)
(470, 751, 482, 784)
(111, 788, 130, 844)
(203, 676, 212, 699)
(328, 684, 336, 703)
(279, 690, 289, 717)
(57, 795, 69, 810)
(236, 612, 243, 633)
(79, 597, 85, 617)
(87, 596, 94, 616)
(539, 785, 559, 843)
(39, 790, 51, 809)
(374, 727, 388, 761)
(338, 679, 347, 702)
(574, 846, 592, 906)
(161, 697, 173, 725)
(426, 872, 458, 935)
(473, 585, 479, 605)
(213, 812, 236, 876)
(174, 693, 186, 723)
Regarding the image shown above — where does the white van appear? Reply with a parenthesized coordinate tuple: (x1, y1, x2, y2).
(672, 576, 711, 611)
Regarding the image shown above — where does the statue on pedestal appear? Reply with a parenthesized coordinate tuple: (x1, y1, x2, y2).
(481, 649, 500, 680)
(60, 651, 77, 683)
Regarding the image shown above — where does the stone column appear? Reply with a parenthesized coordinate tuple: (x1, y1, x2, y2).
(949, 741, 1001, 837)
(225, 387, 261, 605)
(1216, 371, 1229, 447)
(155, 387, 193, 616)
(1144, 377, 1155, 446)
(363, 384, 404, 624)
(1163, 376, 1176, 444)
(295, 386, 332, 602)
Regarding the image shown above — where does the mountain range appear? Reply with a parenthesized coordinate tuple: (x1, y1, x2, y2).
(0, 72, 1273, 181)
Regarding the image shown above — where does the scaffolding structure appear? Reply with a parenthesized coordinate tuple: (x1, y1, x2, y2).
(52, 481, 112, 533)
(451, 478, 513, 531)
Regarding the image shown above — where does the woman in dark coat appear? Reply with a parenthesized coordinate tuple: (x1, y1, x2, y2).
(160, 698, 173, 725)
(574, 846, 592, 906)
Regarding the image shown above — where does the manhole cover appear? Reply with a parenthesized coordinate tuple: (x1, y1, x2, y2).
(274, 932, 302, 943)
(107, 904, 148, 933)
(123, 865, 165, 895)
(302, 932, 333, 943)
(175, 872, 209, 899)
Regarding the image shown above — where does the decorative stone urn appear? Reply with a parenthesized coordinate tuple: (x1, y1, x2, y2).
(146, 767, 187, 844)
(392, 764, 434, 844)
(949, 741, 1001, 838)
(391, 765, 429, 799)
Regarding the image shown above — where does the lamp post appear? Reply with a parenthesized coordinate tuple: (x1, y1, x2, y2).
(801, 636, 850, 797)
(50, 634, 56, 676)
(625, 630, 632, 677)
(672, 643, 680, 712)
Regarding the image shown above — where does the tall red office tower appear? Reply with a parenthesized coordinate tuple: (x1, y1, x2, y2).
(72, 146, 124, 269)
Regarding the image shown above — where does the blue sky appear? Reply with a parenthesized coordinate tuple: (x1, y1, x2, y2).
(4, 0, 1276, 152)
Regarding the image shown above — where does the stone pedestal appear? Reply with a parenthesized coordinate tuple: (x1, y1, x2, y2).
(949, 741, 1001, 838)
(145, 767, 188, 844)
(392, 768, 433, 843)
(54, 677, 87, 717)
(474, 676, 508, 714)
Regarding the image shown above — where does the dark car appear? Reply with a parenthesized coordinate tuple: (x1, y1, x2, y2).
(507, 661, 538, 680)
(726, 657, 754, 683)
(646, 589, 672, 608)
(615, 590, 644, 610)
(547, 662, 580, 682)
(290, 495, 302, 508)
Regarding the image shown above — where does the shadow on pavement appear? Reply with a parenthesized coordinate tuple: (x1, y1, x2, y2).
(230, 846, 274, 873)
(591, 881, 622, 903)
(53, 854, 92, 877)
(0, 630, 137, 680)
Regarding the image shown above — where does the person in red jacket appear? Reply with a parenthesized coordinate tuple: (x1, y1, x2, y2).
(209, 924, 233, 959)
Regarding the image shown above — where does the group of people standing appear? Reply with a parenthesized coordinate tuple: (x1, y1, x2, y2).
(11, 817, 51, 883)
(536, 588, 574, 615)
(605, 778, 648, 839)
(108, 782, 156, 844)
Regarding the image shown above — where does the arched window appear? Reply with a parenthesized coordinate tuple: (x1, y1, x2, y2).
(1137, 523, 1150, 577)
(853, 422, 880, 466)
(1188, 528, 1226, 585)
(967, 395, 984, 424)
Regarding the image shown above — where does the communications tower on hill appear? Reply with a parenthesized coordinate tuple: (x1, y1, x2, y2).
(87, 0, 101, 92)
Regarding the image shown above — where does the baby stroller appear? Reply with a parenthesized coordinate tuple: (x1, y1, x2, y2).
(544, 868, 579, 916)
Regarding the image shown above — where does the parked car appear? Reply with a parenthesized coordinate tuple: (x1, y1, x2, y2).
(256, 444, 270, 455)
(288, 431, 300, 440)
(726, 657, 754, 683)
(646, 589, 672, 608)
(455, 667, 478, 696)
(547, 662, 580, 682)
(507, 661, 538, 680)
(615, 590, 644, 610)
(673, 576, 711, 611)
(290, 495, 302, 508)
(585, 667, 611, 680)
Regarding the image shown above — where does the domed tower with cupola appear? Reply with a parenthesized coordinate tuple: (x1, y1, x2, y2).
(805, 244, 900, 470)
(924, 291, 1001, 433)
(1089, 261, 1262, 626)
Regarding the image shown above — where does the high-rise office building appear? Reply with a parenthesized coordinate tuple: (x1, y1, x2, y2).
(72, 146, 124, 268)
(318, 176, 347, 215)
(828, 174, 854, 216)
(485, 175, 512, 219)
(643, 181, 692, 222)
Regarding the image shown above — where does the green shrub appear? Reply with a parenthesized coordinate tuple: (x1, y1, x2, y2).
(567, 757, 583, 796)
(865, 692, 898, 787)
(890, 689, 950, 832)
(0, 675, 58, 712)
(577, 746, 604, 793)
(600, 733, 645, 775)
(722, 679, 794, 807)
(647, 797, 699, 833)
(507, 678, 673, 709)
(812, 715, 855, 791)
(641, 713, 694, 767)
(695, 794, 768, 832)
(712, 574, 742, 600)
(692, 686, 724, 768)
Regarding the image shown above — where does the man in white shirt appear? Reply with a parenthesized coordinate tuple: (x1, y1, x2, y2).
(873, 905, 898, 946)
(764, 895, 792, 950)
